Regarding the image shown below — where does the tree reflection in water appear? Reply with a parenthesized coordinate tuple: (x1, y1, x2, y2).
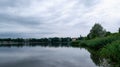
(84, 47, 119, 67)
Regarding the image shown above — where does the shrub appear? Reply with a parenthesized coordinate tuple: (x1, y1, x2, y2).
(81, 33, 120, 49)
(100, 40, 120, 64)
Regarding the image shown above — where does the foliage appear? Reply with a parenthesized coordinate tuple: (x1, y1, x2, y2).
(71, 25, 120, 66)
(0, 37, 72, 47)
(78, 33, 120, 49)
(100, 40, 120, 65)
(87, 23, 106, 39)
(105, 31, 111, 36)
(71, 40, 80, 47)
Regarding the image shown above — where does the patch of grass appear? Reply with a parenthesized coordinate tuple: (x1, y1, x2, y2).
(78, 33, 120, 49)
(100, 40, 120, 65)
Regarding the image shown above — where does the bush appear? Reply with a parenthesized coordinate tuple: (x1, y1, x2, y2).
(100, 40, 120, 64)
(80, 33, 120, 49)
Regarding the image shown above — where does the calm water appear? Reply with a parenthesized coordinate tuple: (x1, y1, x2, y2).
(0, 46, 98, 67)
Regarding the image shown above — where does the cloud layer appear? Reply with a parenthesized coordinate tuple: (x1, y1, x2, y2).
(0, 0, 120, 38)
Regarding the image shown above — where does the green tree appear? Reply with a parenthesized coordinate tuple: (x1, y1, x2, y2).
(105, 31, 111, 36)
(87, 23, 106, 39)
(78, 35, 84, 40)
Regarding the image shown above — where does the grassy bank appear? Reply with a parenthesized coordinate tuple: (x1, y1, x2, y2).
(71, 33, 120, 66)
(72, 33, 120, 49)
(100, 40, 120, 66)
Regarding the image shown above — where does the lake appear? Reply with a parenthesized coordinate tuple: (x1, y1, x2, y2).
(0, 46, 99, 67)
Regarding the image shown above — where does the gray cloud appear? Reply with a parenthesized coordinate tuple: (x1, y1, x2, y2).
(82, 0, 98, 7)
(0, 0, 32, 8)
(0, 13, 42, 26)
(0, 32, 56, 38)
(0, 0, 18, 7)
(0, 0, 120, 38)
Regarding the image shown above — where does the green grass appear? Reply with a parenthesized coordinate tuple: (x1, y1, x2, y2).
(100, 40, 120, 66)
(73, 33, 120, 49)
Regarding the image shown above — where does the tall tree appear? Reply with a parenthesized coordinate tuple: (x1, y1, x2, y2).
(87, 23, 106, 39)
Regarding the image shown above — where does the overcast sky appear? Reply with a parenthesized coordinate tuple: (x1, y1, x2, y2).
(0, 0, 120, 38)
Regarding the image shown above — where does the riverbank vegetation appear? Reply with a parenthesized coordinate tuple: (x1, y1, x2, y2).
(71, 23, 120, 66)
(0, 37, 72, 47)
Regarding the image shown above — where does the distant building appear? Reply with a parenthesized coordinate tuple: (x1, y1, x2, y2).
(72, 38, 77, 41)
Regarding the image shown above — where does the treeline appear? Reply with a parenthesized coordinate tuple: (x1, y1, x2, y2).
(0, 37, 72, 42)
(0, 38, 24, 42)
(0, 37, 72, 47)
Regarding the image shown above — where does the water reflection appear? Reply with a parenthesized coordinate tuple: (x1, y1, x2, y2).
(84, 47, 113, 67)
(0, 46, 97, 67)
(0, 42, 70, 47)
(0, 42, 116, 67)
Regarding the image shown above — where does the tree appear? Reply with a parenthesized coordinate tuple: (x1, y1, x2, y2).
(87, 23, 106, 39)
(105, 31, 111, 36)
(78, 35, 83, 40)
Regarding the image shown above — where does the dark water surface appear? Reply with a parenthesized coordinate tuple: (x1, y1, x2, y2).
(0, 46, 97, 67)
